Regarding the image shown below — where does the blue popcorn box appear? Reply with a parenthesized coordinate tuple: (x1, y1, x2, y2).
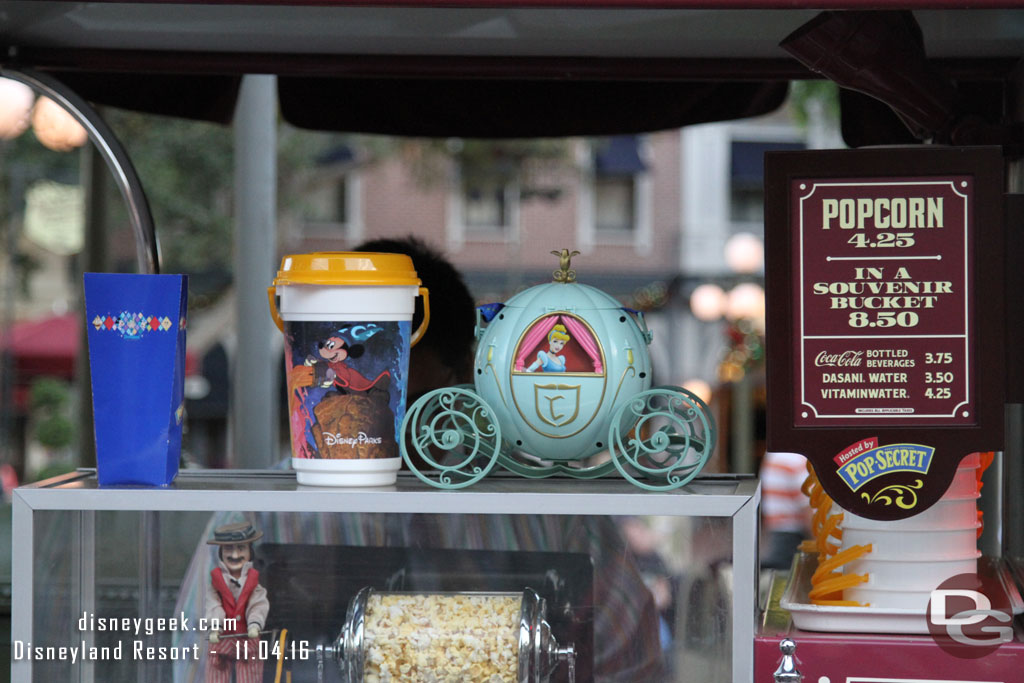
(84, 273, 188, 486)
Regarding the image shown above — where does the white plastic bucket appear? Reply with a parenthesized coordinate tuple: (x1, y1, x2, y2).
(842, 493, 979, 531)
(843, 551, 980, 590)
(944, 463, 980, 498)
(270, 252, 429, 487)
(841, 523, 980, 559)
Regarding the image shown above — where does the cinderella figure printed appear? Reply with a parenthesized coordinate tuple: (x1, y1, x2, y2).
(526, 324, 570, 372)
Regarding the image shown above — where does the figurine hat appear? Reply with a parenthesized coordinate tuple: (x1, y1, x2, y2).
(207, 521, 263, 545)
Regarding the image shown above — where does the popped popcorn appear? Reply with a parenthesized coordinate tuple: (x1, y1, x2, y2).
(362, 593, 520, 683)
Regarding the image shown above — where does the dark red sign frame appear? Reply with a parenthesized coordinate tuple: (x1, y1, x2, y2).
(765, 147, 1004, 520)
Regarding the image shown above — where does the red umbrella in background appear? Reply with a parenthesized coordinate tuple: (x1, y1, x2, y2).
(2, 313, 80, 380)
(1, 313, 80, 414)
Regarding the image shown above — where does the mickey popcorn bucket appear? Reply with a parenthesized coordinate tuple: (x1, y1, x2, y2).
(269, 252, 429, 486)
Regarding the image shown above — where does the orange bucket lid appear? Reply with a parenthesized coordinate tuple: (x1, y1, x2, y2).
(273, 252, 421, 286)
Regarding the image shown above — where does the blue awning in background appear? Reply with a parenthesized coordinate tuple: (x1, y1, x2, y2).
(595, 135, 646, 175)
(731, 140, 804, 187)
(316, 144, 355, 166)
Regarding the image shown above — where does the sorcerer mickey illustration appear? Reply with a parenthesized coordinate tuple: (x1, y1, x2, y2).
(306, 334, 391, 394)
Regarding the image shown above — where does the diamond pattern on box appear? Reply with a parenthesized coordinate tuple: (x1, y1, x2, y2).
(93, 311, 177, 340)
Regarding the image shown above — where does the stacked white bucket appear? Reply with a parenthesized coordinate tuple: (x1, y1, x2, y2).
(839, 453, 982, 609)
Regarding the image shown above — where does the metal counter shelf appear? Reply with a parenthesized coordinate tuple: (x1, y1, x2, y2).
(12, 470, 760, 682)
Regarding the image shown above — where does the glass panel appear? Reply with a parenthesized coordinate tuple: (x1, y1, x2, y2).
(28, 508, 737, 682)
(29, 510, 76, 681)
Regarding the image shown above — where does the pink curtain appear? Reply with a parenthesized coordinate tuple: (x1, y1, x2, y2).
(515, 315, 559, 371)
(561, 315, 602, 373)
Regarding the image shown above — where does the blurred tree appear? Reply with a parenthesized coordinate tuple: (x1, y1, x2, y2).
(5, 108, 575, 304)
(787, 80, 840, 130)
(102, 111, 235, 276)
(28, 376, 74, 452)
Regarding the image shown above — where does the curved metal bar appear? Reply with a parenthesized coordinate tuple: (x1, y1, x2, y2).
(1, 67, 160, 274)
(496, 453, 618, 481)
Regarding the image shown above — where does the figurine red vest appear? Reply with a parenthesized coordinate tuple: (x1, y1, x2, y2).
(209, 568, 260, 636)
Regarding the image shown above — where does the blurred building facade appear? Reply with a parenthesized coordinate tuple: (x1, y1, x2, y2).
(4, 103, 836, 472)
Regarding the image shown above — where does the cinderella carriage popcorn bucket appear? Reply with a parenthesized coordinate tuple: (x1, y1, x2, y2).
(401, 250, 715, 489)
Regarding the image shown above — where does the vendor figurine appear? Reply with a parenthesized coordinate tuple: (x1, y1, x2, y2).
(205, 522, 269, 683)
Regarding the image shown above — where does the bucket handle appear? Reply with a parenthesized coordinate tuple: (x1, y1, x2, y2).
(268, 287, 284, 332)
(266, 286, 430, 346)
(411, 287, 430, 347)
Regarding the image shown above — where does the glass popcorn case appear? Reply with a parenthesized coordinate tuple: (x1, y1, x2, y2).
(11, 471, 759, 683)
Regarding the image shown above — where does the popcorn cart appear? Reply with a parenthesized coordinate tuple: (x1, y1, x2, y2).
(6, 4, 1024, 683)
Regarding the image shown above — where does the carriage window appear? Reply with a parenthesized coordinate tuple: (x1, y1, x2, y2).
(513, 313, 604, 375)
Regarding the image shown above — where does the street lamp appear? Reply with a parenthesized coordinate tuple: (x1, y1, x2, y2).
(725, 281, 766, 323)
(31, 96, 88, 152)
(689, 283, 728, 322)
(0, 78, 34, 140)
(0, 79, 88, 152)
(724, 231, 764, 275)
(687, 233, 767, 474)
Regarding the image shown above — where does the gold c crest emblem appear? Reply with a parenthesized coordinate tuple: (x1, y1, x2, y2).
(534, 383, 581, 428)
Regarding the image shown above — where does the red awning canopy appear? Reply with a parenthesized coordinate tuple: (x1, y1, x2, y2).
(2, 313, 80, 379)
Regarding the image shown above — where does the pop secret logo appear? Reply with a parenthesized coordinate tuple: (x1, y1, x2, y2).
(834, 437, 934, 491)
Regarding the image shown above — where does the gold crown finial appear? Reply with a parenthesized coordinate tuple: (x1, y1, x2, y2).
(551, 249, 580, 283)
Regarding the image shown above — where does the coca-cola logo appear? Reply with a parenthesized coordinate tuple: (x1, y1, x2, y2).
(323, 431, 383, 447)
(815, 350, 864, 367)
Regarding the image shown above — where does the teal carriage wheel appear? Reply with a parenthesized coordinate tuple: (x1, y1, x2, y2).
(400, 385, 503, 489)
(607, 386, 716, 491)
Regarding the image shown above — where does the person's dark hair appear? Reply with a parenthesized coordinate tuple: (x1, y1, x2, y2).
(355, 236, 475, 379)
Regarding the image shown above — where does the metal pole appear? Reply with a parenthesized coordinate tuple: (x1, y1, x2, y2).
(11, 492, 34, 682)
(137, 511, 160, 682)
(76, 141, 109, 468)
(732, 373, 754, 474)
(230, 75, 279, 468)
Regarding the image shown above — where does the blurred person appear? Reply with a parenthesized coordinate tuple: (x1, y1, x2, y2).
(759, 451, 812, 570)
(620, 516, 677, 658)
(355, 236, 476, 402)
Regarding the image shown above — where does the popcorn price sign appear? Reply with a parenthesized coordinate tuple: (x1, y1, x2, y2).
(765, 147, 1004, 520)
(795, 176, 971, 426)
